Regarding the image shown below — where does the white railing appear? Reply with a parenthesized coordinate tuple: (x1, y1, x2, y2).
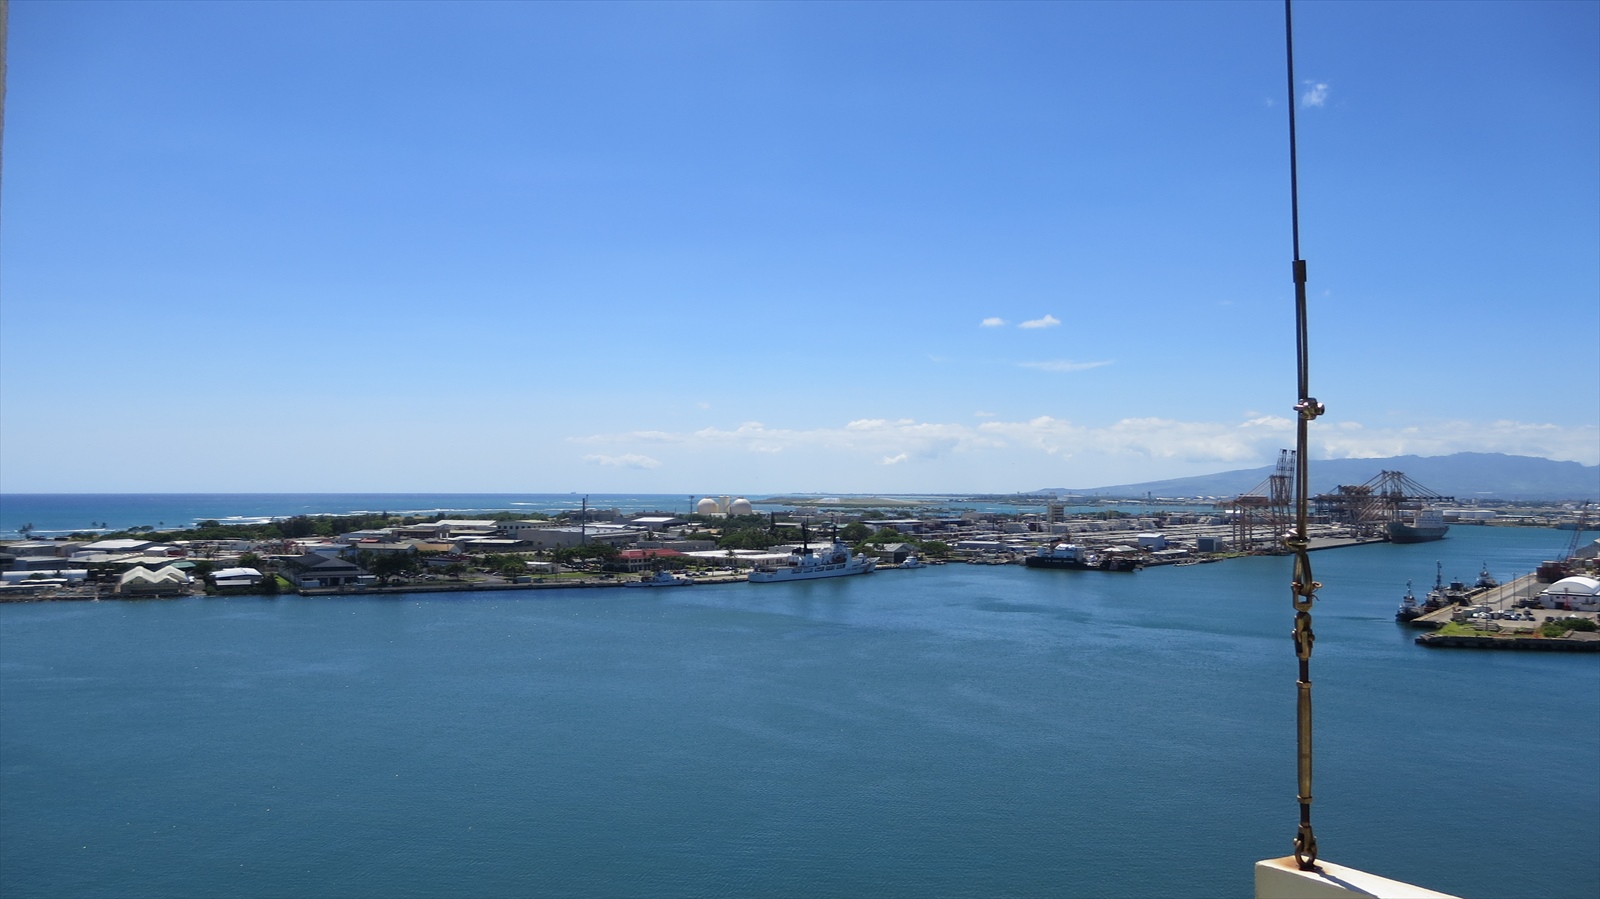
(1255, 857, 1459, 899)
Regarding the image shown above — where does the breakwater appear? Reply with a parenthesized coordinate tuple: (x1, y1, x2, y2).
(1417, 632, 1600, 651)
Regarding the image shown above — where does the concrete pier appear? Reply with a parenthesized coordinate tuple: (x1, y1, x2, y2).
(1406, 574, 1541, 629)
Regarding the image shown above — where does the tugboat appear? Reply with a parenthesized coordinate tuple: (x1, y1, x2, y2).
(1396, 580, 1423, 623)
(624, 568, 693, 588)
(1412, 561, 1470, 615)
(1475, 563, 1499, 589)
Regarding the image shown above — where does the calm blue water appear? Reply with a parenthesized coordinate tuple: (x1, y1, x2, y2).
(3, 526, 1594, 898)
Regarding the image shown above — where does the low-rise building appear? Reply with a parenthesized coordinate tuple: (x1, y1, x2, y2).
(875, 543, 919, 564)
(513, 526, 645, 550)
(118, 565, 192, 596)
(682, 549, 790, 568)
(609, 549, 688, 572)
(282, 553, 370, 589)
(2, 569, 88, 585)
(212, 567, 263, 589)
(7, 540, 84, 558)
(1539, 576, 1600, 612)
(629, 516, 686, 531)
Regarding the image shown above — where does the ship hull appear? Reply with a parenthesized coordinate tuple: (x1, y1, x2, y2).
(1387, 522, 1449, 544)
(1024, 556, 1141, 572)
(748, 564, 873, 583)
(1024, 557, 1097, 571)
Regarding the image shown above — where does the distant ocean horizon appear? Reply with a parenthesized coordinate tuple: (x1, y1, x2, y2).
(0, 493, 1201, 541)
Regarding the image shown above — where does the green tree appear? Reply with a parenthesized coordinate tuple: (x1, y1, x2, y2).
(551, 544, 620, 564)
(370, 553, 417, 582)
(839, 522, 872, 543)
(718, 529, 778, 550)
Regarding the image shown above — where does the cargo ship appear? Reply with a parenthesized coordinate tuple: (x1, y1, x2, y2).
(1387, 508, 1449, 543)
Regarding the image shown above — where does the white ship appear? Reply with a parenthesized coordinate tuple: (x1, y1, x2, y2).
(748, 533, 876, 583)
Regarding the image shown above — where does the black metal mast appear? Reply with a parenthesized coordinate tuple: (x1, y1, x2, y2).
(1283, 0, 1326, 872)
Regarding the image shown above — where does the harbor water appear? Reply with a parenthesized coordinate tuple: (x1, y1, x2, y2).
(2, 525, 1595, 898)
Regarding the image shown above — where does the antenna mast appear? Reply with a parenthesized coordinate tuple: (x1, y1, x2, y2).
(1283, 0, 1327, 872)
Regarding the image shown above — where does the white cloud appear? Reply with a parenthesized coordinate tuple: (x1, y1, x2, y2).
(980, 317, 1007, 328)
(583, 453, 662, 469)
(1312, 419, 1599, 465)
(1301, 81, 1329, 107)
(1019, 314, 1061, 329)
(974, 410, 997, 418)
(571, 416, 1598, 485)
(1019, 359, 1112, 373)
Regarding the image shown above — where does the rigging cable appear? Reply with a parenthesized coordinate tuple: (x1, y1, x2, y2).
(1283, 0, 1326, 872)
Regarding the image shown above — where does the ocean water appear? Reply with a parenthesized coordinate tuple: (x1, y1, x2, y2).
(2, 525, 1595, 898)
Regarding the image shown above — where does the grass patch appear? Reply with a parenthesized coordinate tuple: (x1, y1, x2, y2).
(1532, 617, 1594, 638)
(1435, 621, 1493, 637)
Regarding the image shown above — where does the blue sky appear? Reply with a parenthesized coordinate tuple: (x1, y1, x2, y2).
(2, 0, 1596, 494)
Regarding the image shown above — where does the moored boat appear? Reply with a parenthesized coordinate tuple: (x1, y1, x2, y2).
(624, 569, 694, 588)
(1098, 555, 1143, 573)
(1387, 508, 1449, 543)
(1025, 543, 1142, 572)
(1024, 543, 1099, 571)
(748, 531, 875, 583)
(1396, 580, 1422, 622)
(1475, 563, 1498, 589)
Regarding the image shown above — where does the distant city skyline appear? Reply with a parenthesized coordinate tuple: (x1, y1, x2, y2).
(2, 1, 1596, 493)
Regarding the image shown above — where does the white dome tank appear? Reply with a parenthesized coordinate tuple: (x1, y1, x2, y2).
(728, 498, 754, 516)
(696, 497, 721, 515)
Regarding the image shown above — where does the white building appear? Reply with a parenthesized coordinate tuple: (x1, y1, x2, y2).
(213, 567, 263, 589)
(1538, 576, 1600, 611)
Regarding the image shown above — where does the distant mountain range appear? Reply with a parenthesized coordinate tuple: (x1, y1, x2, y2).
(1042, 453, 1599, 502)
